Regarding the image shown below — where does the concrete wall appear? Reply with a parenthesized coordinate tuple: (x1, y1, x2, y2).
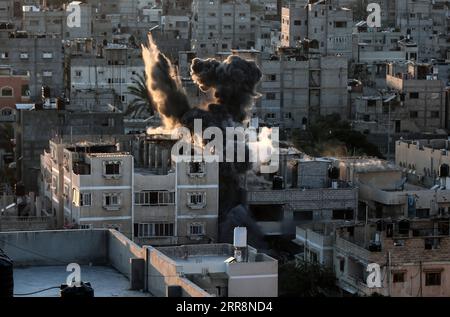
(227, 259, 278, 297)
(146, 246, 211, 297)
(0, 229, 108, 266)
(108, 229, 145, 281)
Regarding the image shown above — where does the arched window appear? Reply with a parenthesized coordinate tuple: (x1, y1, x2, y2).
(1, 86, 13, 97)
(1, 108, 12, 116)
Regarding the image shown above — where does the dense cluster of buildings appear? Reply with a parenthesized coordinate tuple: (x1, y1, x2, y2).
(2, 0, 450, 297)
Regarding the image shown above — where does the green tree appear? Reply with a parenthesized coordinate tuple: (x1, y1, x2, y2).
(292, 114, 383, 158)
(279, 260, 338, 297)
(126, 72, 155, 118)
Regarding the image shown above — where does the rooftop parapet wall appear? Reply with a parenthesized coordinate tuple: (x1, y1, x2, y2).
(0, 229, 109, 266)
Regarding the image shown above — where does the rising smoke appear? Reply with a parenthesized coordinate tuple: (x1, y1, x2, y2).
(142, 35, 265, 246)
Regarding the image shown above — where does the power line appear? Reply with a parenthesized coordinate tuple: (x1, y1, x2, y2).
(14, 286, 60, 296)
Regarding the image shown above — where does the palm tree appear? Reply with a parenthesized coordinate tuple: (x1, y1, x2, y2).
(126, 72, 155, 118)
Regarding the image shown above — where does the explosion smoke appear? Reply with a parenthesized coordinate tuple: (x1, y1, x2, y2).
(141, 36, 190, 128)
(142, 35, 265, 245)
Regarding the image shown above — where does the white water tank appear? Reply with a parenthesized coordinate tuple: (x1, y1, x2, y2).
(233, 227, 247, 248)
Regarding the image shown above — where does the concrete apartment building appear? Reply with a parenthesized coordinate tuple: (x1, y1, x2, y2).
(69, 42, 144, 111)
(40, 141, 134, 235)
(132, 132, 219, 246)
(0, 228, 278, 297)
(385, 61, 446, 133)
(0, 30, 63, 99)
(396, 139, 450, 188)
(247, 155, 358, 237)
(39, 132, 219, 245)
(234, 48, 348, 129)
(293, 212, 450, 296)
(191, 0, 253, 57)
(334, 218, 450, 296)
(352, 23, 413, 64)
(0, 65, 30, 121)
(281, 0, 353, 58)
(21, 2, 94, 40)
(388, 0, 450, 61)
(15, 107, 125, 192)
(339, 157, 450, 220)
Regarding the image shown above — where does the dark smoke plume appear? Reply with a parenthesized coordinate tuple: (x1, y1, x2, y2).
(142, 36, 265, 246)
(142, 36, 191, 127)
(190, 55, 262, 122)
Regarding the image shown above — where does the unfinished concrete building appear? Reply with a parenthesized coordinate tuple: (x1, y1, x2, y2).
(246, 156, 358, 237)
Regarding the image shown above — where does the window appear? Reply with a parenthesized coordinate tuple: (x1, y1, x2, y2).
(266, 74, 277, 81)
(1, 108, 12, 116)
(431, 111, 439, 118)
(410, 111, 418, 118)
(425, 238, 440, 250)
(334, 21, 347, 28)
(393, 272, 405, 283)
(79, 224, 93, 229)
(1, 87, 12, 97)
(425, 272, 441, 286)
(137, 223, 174, 237)
(42, 71, 52, 77)
(293, 210, 313, 221)
(266, 92, 276, 100)
(104, 161, 121, 176)
(187, 192, 206, 208)
(75, 70, 82, 77)
(339, 259, 345, 272)
(189, 223, 205, 236)
(21, 85, 30, 97)
(409, 92, 419, 99)
(42, 52, 53, 59)
(80, 193, 92, 207)
(189, 162, 205, 174)
(20, 52, 29, 59)
(1, 52, 8, 59)
(134, 191, 174, 206)
(103, 193, 121, 209)
(223, 25, 232, 30)
(294, 20, 301, 26)
(52, 176, 58, 194)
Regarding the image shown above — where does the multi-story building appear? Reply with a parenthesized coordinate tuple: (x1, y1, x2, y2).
(385, 62, 446, 133)
(246, 155, 358, 237)
(21, 2, 94, 40)
(191, 0, 253, 57)
(238, 48, 348, 129)
(0, 65, 30, 121)
(132, 132, 219, 246)
(69, 42, 144, 111)
(396, 139, 450, 188)
(0, 31, 63, 99)
(39, 132, 220, 245)
(339, 157, 450, 219)
(334, 219, 450, 296)
(281, 0, 353, 58)
(40, 140, 134, 234)
(15, 107, 125, 192)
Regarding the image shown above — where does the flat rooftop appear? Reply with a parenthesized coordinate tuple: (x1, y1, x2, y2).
(14, 266, 151, 297)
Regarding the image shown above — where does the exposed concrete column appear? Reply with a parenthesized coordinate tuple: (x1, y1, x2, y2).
(161, 148, 169, 174)
(143, 141, 148, 167)
(148, 143, 155, 168)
